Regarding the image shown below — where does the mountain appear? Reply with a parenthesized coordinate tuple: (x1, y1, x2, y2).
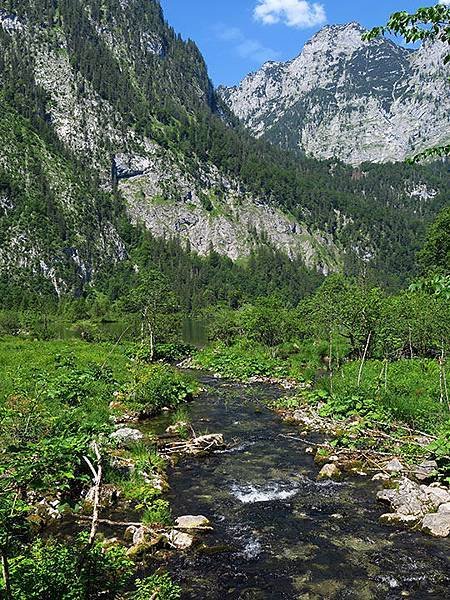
(219, 22, 450, 165)
(0, 2, 449, 302)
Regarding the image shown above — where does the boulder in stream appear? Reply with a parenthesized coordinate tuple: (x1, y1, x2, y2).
(377, 477, 450, 536)
(175, 515, 211, 530)
(165, 529, 195, 549)
(317, 463, 341, 481)
(421, 511, 450, 537)
(126, 526, 163, 558)
(377, 477, 431, 517)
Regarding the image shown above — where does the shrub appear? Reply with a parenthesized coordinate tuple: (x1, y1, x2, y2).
(129, 364, 198, 413)
(319, 359, 449, 432)
(142, 499, 172, 526)
(8, 537, 134, 600)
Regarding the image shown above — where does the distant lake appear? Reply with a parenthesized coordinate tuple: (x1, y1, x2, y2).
(182, 318, 207, 347)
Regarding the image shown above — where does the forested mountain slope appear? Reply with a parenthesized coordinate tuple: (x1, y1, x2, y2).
(0, 0, 449, 301)
(220, 22, 450, 165)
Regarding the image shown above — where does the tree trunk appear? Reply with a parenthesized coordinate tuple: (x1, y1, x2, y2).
(357, 332, 372, 387)
(149, 327, 154, 362)
(1, 547, 12, 600)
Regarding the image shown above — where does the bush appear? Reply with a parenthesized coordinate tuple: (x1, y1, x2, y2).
(133, 573, 181, 600)
(130, 364, 198, 413)
(8, 537, 134, 600)
(142, 498, 172, 526)
(319, 359, 449, 432)
(427, 423, 450, 484)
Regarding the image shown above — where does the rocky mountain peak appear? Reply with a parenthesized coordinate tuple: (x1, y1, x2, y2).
(219, 23, 450, 164)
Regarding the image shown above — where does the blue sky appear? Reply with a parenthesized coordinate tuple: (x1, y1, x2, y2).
(159, 0, 437, 86)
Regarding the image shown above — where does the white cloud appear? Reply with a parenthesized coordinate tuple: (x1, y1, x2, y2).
(254, 0, 327, 28)
(215, 25, 281, 63)
(438, 0, 450, 5)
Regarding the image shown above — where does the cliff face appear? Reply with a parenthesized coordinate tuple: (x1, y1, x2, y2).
(220, 23, 450, 165)
(117, 145, 341, 274)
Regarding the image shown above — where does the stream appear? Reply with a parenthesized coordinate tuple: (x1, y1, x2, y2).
(157, 374, 450, 599)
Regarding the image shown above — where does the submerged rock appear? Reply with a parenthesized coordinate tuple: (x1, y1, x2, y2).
(379, 512, 420, 526)
(175, 515, 211, 530)
(317, 463, 341, 481)
(110, 427, 144, 447)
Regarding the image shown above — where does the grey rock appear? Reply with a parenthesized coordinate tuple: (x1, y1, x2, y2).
(114, 153, 151, 179)
(372, 473, 391, 482)
(132, 525, 152, 546)
(110, 427, 144, 448)
(384, 458, 405, 473)
(419, 484, 450, 508)
(377, 477, 429, 517)
(124, 525, 137, 542)
(421, 512, 450, 537)
(438, 502, 450, 514)
(377, 477, 450, 537)
(412, 460, 438, 482)
(175, 515, 211, 530)
(380, 513, 420, 526)
(317, 463, 341, 481)
(165, 530, 194, 549)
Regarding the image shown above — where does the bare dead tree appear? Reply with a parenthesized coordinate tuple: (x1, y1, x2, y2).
(357, 332, 372, 387)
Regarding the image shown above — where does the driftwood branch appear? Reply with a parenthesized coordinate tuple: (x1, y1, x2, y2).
(76, 515, 143, 528)
(83, 442, 102, 546)
(1, 548, 12, 600)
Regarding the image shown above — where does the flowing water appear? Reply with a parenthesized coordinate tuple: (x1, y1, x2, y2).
(161, 375, 450, 600)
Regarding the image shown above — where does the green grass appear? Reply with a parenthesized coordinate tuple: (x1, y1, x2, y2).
(194, 340, 290, 380)
(319, 358, 450, 433)
(0, 337, 132, 400)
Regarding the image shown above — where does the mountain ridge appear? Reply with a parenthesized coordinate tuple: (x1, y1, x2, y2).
(219, 22, 450, 165)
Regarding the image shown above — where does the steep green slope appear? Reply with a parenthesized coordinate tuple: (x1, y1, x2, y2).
(0, 97, 125, 300)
